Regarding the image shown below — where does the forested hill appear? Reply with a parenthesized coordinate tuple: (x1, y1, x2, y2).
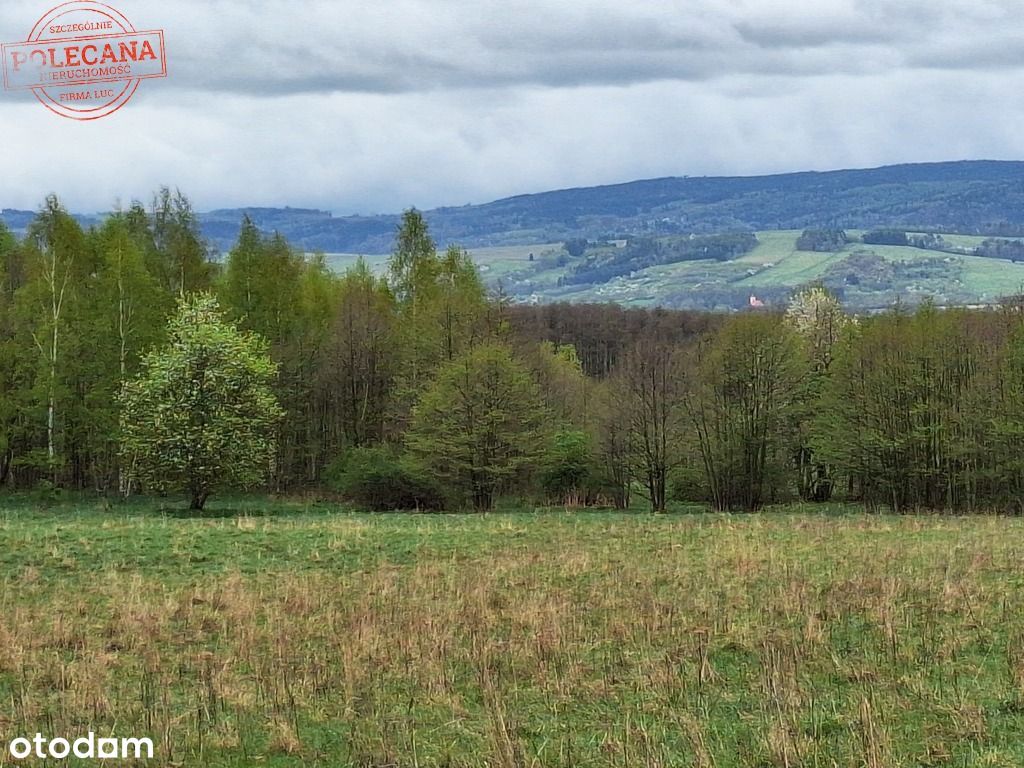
(182, 160, 1024, 253)
(4, 160, 1024, 255)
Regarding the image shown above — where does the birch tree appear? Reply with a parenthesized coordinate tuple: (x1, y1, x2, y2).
(20, 196, 84, 478)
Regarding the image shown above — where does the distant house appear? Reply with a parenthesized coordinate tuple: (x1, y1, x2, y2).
(749, 295, 765, 308)
(608, 239, 628, 249)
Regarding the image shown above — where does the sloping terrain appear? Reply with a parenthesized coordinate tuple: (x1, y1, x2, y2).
(5, 161, 1024, 310)
(6, 160, 1024, 255)
(428, 231, 1024, 311)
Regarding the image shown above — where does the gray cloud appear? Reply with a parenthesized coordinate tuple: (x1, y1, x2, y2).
(0, 1, 1022, 215)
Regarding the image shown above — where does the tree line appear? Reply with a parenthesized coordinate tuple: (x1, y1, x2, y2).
(3, 193, 1024, 513)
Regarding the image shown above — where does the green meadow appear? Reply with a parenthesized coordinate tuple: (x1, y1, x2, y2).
(2, 499, 1024, 766)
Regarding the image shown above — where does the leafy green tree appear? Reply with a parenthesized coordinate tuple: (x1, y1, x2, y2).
(539, 429, 595, 505)
(119, 294, 283, 510)
(436, 244, 488, 362)
(407, 345, 547, 510)
(71, 216, 170, 490)
(524, 342, 592, 428)
(388, 212, 491, 427)
(388, 209, 441, 417)
(221, 218, 305, 343)
(389, 208, 438, 306)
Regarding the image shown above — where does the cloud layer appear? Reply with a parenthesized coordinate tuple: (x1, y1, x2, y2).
(0, 0, 1022, 214)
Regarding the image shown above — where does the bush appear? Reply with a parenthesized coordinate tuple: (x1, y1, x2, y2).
(669, 465, 710, 504)
(540, 430, 594, 504)
(325, 447, 445, 511)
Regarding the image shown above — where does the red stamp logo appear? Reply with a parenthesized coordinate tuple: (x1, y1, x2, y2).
(2, 1, 166, 120)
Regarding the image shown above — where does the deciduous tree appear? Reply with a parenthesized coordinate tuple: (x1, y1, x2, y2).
(407, 345, 547, 510)
(119, 294, 282, 510)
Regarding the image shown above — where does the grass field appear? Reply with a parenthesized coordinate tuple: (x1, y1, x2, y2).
(3, 499, 1024, 766)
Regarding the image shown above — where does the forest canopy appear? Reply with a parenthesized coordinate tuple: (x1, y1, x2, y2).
(2, 192, 1024, 513)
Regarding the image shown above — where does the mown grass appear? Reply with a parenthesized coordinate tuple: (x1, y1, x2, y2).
(2, 499, 1024, 766)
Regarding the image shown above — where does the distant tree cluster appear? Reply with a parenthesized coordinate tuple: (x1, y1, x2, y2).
(563, 238, 588, 258)
(562, 233, 758, 286)
(907, 233, 949, 251)
(795, 229, 849, 252)
(862, 229, 909, 246)
(974, 238, 1024, 262)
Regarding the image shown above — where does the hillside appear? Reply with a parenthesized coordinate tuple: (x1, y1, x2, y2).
(5, 160, 1024, 311)
(203, 160, 1024, 253)
(329, 229, 1024, 312)
(6, 160, 1024, 255)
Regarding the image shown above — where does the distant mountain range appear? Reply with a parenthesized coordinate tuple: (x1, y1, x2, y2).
(4, 160, 1024, 255)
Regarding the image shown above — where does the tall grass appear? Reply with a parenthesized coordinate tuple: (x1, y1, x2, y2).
(0, 504, 1022, 765)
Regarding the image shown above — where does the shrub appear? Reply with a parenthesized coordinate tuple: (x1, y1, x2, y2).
(540, 430, 595, 504)
(669, 465, 710, 504)
(325, 447, 445, 512)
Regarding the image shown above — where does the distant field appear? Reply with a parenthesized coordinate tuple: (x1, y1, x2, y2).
(323, 244, 563, 282)
(322, 252, 389, 274)
(318, 232, 1024, 310)
(3, 500, 1024, 766)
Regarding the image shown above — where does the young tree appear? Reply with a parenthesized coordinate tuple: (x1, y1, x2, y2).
(389, 208, 438, 307)
(18, 196, 86, 479)
(435, 244, 488, 362)
(407, 344, 547, 510)
(317, 258, 397, 450)
(151, 188, 213, 297)
(387, 212, 492, 428)
(617, 339, 687, 513)
(119, 294, 283, 510)
(75, 215, 170, 491)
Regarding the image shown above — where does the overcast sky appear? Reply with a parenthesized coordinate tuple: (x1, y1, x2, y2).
(1, 0, 1022, 214)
